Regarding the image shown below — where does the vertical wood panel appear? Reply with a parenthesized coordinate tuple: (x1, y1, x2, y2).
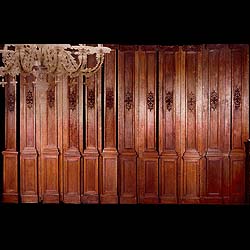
(138, 46, 159, 204)
(82, 54, 101, 203)
(202, 45, 227, 203)
(229, 44, 249, 203)
(100, 45, 118, 204)
(180, 46, 202, 203)
(118, 46, 138, 203)
(35, 75, 60, 203)
(2, 76, 18, 203)
(20, 75, 38, 203)
(159, 46, 180, 203)
(62, 76, 81, 203)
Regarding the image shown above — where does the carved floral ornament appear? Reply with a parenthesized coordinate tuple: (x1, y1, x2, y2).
(147, 91, 154, 111)
(68, 85, 77, 111)
(26, 89, 33, 109)
(187, 91, 196, 112)
(125, 91, 133, 111)
(87, 89, 95, 109)
(8, 92, 15, 112)
(233, 86, 241, 110)
(210, 90, 219, 111)
(106, 88, 114, 109)
(47, 85, 55, 108)
(165, 91, 173, 112)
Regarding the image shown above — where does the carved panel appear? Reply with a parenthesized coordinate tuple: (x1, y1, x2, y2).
(101, 46, 118, 203)
(165, 91, 173, 112)
(124, 91, 133, 111)
(87, 88, 95, 109)
(233, 86, 241, 110)
(147, 91, 154, 111)
(26, 89, 33, 109)
(106, 88, 114, 109)
(187, 91, 196, 112)
(8, 92, 15, 112)
(68, 85, 77, 111)
(210, 90, 218, 111)
(47, 85, 55, 108)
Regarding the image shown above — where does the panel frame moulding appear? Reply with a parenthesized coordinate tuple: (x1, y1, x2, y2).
(2, 76, 18, 203)
(100, 44, 119, 204)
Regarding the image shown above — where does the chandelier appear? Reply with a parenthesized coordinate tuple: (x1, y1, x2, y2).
(0, 44, 111, 87)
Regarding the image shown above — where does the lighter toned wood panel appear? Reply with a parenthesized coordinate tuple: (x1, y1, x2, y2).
(206, 158, 222, 195)
(63, 153, 81, 203)
(159, 157, 178, 203)
(3, 152, 18, 193)
(84, 158, 99, 193)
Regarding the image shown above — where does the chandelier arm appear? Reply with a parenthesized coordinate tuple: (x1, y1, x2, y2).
(79, 54, 105, 78)
(59, 50, 82, 75)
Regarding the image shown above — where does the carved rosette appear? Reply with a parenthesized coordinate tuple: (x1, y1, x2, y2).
(106, 88, 114, 109)
(165, 91, 173, 112)
(8, 92, 15, 112)
(26, 89, 33, 109)
(233, 86, 241, 110)
(210, 90, 219, 111)
(87, 89, 95, 109)
(124, 91, 133, 111)
(47, 85, 55, 108)
(187, 91, 196, 112)
(68, 86, 77, 111)
(147, 91, 154, 112)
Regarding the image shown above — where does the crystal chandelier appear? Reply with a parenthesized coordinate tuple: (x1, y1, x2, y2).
(0, 44, 111, 87)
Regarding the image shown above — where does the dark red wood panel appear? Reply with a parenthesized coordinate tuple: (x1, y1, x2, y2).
(100, 45, 118, 204)
(118, 46, 138, 203)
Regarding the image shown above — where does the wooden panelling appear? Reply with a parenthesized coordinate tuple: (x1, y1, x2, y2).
(180, 46, 202, 203)
(2, 76, 18, 203)
(138, 48, 159, 204)
(35, 75, 59, 203)
(62, 76, 81, 204)
(100, 46, 118, 204)
(159, 46, 180, 203)
(118, 46, 138, 203)
(229, 44, 249, 203)
(201, 45, 228, 203)
(20, 75, 38, 203)
(82, 54, 101, 203)
(2, 44, 249, 204)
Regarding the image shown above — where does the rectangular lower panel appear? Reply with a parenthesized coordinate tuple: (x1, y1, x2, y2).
(119, 155, 137, 204)
(100, 155, 118, 204)
(159, 157, 178, 203)
(63, 155, 81, 204)
(81, 156, 99, 204)
(139, 157, 159, 204)
(20, 150, 38, 203)
(2, 151, 18, 203)
(42, 153, 59, 203)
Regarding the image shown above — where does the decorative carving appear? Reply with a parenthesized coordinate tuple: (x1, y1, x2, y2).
(182, 45, 202, 52)
(8, 91, 15, 112)
(26, 89, 33, 109)
(87, 89, 95, 109)
(68, 86, 77, 111)
(210, 90, 219, 111)
(147, 91, 154, 111)
(165, 91, 173, 112)
(47, 85, 55, 108)
(106, 88, 114, 109)
(187, 91, 196, 112)
(124, 91, 133, 111)
(233, 86, 241, 110)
